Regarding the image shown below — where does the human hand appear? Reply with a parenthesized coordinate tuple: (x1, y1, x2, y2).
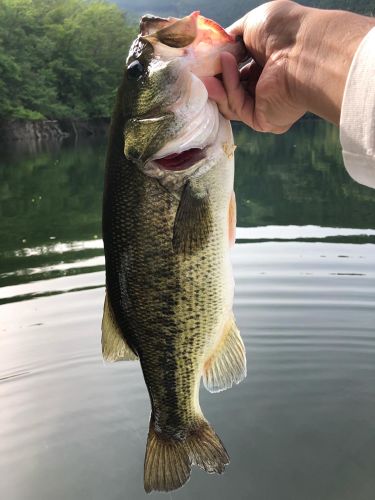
(203, 0, 375, 133)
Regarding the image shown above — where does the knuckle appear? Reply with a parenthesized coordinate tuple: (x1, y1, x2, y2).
(217, 102, 233, 121)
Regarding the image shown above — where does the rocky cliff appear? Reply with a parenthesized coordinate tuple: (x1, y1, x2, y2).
(0, 118, 110, 144)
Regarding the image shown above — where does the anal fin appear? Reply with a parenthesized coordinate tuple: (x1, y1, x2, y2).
(203, 314, 246, 393)
(101, 292, 138, 362)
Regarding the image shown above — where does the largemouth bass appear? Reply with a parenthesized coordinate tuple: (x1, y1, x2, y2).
(102, 11, 247, 493)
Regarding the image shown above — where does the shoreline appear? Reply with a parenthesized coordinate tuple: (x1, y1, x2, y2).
(0, 117, 110, 144)
(0, 114, 321, 145)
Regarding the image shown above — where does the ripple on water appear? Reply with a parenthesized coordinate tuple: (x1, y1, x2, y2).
(1, 242, 375, 500)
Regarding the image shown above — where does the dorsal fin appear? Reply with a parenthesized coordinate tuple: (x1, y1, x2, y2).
(101, 292, 138, 362)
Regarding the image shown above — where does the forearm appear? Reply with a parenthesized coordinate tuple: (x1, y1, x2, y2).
(294, 7, 375, 125)
(340, 27, 375, 188)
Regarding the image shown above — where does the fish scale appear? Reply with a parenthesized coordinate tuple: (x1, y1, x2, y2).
(102, 11, 247, 493)
(106, 133, 228, 434)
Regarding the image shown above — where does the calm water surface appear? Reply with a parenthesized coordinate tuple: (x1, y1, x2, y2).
(1, 121, 375, 500)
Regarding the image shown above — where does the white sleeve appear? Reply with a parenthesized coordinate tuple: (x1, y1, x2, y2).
(340, 27, 375, 189)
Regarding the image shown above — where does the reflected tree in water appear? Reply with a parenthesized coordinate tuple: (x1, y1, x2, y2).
(234, 120, 375, 228)
(1, 121, 375, 258)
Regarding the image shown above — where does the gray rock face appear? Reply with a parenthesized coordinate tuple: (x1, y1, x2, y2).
(0, 118, 110, 144)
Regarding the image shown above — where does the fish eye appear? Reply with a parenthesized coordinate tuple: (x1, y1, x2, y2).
(127, 60, 144, 80)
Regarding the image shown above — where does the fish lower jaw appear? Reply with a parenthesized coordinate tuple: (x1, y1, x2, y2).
(153, 147, 207, 171)
(148, 99, 219, 173)
(141, 113, 232, 191)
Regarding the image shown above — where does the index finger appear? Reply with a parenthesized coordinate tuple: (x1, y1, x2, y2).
(225, 15, 247, 37)
(220, 52, 255, 129)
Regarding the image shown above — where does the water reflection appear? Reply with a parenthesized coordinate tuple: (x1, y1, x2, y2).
(1, 121, 375, 500)
(2, 121, 375, 256)
(0, 140, 106, 253)
(1, 242, 375, 500)
(1, 119, 375, 295)
(233, 121, 375, 228)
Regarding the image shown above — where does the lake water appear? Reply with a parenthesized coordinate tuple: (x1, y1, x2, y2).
(1, 120, 375, 500)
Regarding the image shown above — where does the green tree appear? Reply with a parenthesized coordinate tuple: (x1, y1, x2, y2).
(0, 0, 136, 120)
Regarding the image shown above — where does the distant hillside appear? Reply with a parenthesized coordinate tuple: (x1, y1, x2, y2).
(114, 0, 374, 26)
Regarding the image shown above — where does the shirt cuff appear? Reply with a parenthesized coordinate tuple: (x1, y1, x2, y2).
(340, 26, 375, 189)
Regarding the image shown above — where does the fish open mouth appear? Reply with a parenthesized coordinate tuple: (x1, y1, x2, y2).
(154, 148, 205, 171)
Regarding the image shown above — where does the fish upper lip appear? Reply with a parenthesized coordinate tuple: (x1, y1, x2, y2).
(131, 113, 171, 123)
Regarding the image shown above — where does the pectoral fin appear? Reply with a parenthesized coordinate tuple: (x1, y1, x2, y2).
(173, 180, 213, 255)
(101, 292, 138, 362)
(203, 314, 246, 393)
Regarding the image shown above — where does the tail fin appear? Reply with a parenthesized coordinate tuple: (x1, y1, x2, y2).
(144, 418, 191, 493)
(144, 416, 229, 493)
(187, 419, 229, 474)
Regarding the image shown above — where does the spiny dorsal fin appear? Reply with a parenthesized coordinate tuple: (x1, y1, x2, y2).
(203, 314, 246, 393)
(172, 180, 213, 255)
(101, 292, 138, 362)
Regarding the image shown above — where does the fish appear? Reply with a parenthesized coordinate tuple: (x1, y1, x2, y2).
(101, 11, 247, 493)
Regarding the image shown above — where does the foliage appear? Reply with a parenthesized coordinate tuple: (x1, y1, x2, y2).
(0, 0, 136, 120)
(0, 0, 373, 120)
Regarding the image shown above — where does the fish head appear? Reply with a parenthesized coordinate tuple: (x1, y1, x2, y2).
(120, 11, 245, 190)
